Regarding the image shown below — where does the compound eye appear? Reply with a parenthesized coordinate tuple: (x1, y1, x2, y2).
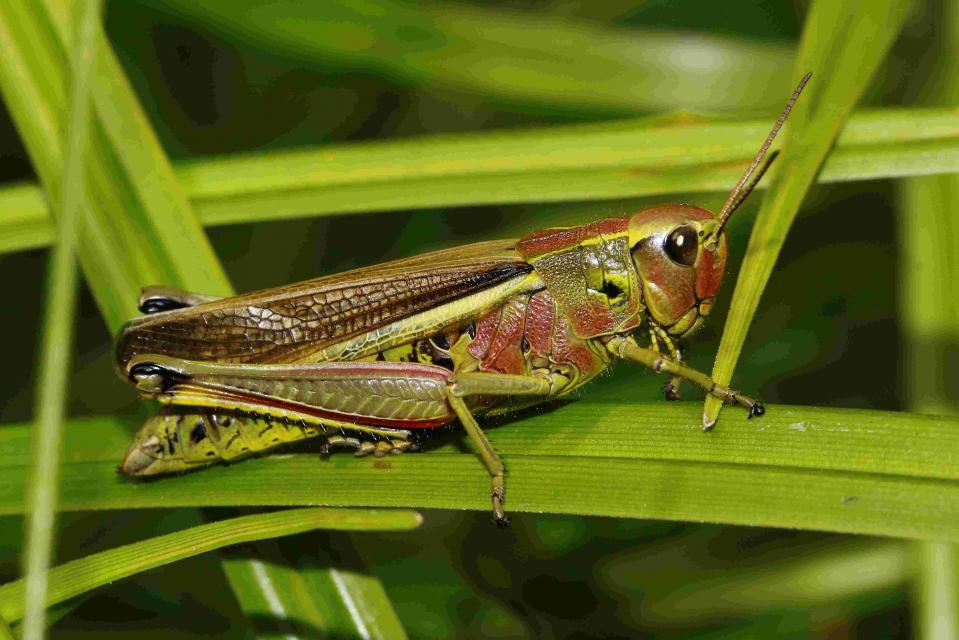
(139, 297, 190, 314)
(664, 225, 698, 266)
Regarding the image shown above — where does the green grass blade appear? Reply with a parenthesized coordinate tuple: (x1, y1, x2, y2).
(901, 1, 959, 634)
(0, 0, 231, 331)
(598, 528, 906, 621)
(901, 169, 959, 416)
(915, 542, 959, 639)
(11, 598, 82, 639)
(1, 404, 957, 540)
(221, 535, 408, 639)
(0, 184, 52, 254)
(0, 508, 422, 625)
(1, 107, 958, 252)
(144, 0, 795, 116)
(19, 1, 99, 638)
(0, 6, 159, 326)
(39, 0, 232, 302)
(217, 555, 316, 639)
(317, 562, 409, 639)
(638, 539, 907, 623)
(176, 108, 959, 226)
(702, 0, 917, 427)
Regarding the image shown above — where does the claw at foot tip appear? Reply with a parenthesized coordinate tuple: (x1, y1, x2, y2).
(748, 403, 766, 419)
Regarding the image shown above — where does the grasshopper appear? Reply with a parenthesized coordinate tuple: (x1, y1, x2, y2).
(116, 75, 810, 525)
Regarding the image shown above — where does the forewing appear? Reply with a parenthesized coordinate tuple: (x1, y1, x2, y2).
(116, 239, 531, 367)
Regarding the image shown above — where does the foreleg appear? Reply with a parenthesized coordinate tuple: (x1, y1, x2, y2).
(606, 336, 764, 420)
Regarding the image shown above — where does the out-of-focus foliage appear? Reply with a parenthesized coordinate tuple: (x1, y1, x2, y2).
(900, 1, 959, 636)
(0, 0, 955, 637)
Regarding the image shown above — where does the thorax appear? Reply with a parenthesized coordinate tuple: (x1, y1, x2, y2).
(362, 289, 613, 395)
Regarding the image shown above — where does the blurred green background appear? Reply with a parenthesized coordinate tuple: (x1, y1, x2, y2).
(0, 0, 957, 637)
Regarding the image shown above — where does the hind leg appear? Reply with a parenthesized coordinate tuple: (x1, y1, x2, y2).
(447, 372, 555, 527)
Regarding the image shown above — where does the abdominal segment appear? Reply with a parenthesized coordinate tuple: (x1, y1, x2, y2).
(119, 408, 415, 477)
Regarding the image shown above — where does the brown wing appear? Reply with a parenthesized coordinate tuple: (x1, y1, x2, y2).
(116, 239, 532, 368)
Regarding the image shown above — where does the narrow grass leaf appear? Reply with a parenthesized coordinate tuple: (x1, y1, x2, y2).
(142, 0, 794, 115)
(19, 1, 99, 638)
(0, 0, 230, 331)
(1, 404, 957, 540)
(39, 0, 231, 301)
(0, 184, 52, 254)
(219, 553, 372, 640)
(221, 535, 409, 639)
(176, 108, 959, 226)
(901, 0, 959, 633)
(2, 107, 959, 253)
(703, 0, 918, 427)
(0, 508, 422, 625)
(915, 542, 959, 640)
(11, 598, 82, 639)
(320, 562, 409, 639)
(639, 539, 908, 623)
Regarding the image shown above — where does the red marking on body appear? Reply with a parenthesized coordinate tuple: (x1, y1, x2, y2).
(479, 298, 528, 374)
(266, 360, 454, 382)
(516, 217, 641, 339)
(695, 237, 727, 300)
(516, 217, 629, 259)
(576, 297, 617, 336)
(468, 309, 500, 361)
(525, 291, 556, 358)
(636, 246, 696, 326)
(549, 303, 607, 375)
(469, 289, 606, 383)
(516, 226, 579, 258)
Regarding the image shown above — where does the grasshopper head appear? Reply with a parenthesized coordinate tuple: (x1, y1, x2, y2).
(628, 206, 727, 338)
(627, 72, 812, 339)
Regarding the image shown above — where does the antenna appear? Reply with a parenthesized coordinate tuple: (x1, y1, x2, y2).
(713, 72, 812, 239)
(726, 149, 779, 217)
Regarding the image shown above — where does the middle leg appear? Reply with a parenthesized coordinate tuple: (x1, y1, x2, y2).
(649, 322, 684, 402)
